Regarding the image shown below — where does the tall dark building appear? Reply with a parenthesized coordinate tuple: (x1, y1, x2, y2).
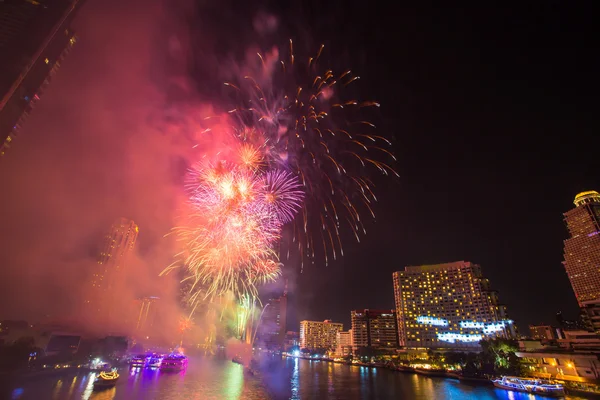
(351, 309, 398, 352)
(257, 294, 287, 350)
(0, 0, 84, 156)
(562, 191, 600, 333)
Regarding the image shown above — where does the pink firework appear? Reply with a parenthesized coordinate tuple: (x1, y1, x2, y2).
(260, 170, 305, 224)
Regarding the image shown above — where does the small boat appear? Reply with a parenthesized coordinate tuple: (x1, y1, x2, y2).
(414, 367, 449, 377)
(160, 353, 188, 371)
(148, 354, 164, 368)
(93, 371, 119, 390)
(232, 356, 244, 365)
(492, 376, 565, 397)
(130, 354, 149, 368)
(396, 365, 415, 373)
(457, 373, 492, 384)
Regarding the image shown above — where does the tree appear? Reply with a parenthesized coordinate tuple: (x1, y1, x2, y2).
(480, 338, 522, 375)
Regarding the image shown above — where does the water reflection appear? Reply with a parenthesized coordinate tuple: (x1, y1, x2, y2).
(12, 356, 588, 400)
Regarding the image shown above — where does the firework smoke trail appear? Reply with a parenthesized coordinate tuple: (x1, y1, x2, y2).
(225, 40, 397, 268)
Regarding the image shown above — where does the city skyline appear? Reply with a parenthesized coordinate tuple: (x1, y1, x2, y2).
(0, 1, 598, 398)
(0, 0, 597, 337)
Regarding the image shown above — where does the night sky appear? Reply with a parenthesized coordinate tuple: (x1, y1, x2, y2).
(287, 2, 598, 331)
(1, 1, 598, 335)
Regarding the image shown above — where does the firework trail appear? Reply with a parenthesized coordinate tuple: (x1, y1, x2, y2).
(163, 40, 396, 341)
(225, 40, 397, 267)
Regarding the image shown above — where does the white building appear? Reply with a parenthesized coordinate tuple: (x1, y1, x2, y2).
(299, 320, 343, 351)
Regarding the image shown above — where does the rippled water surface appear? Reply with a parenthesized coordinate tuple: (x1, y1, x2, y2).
(10, 356, 586, 400)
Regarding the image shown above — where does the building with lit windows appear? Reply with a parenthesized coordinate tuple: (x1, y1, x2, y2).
(299, 320, 343, 351)
(351, 309, 398, 352)
(87, 218, 139, 324)
(529, 325, 559, 342)
(0, 0, 84, 156)
(335, 330, 353, 357)
(393, 261, 515, 350)
(562, 191, 600, 333)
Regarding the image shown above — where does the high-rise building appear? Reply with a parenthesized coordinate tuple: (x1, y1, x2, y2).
(284, 331, 299, 351)
(299, 320, 343, 351)
(393, 261, 515, 350)
(257, 293, 288, 350)
(0, 0, 84, 156)
(87, 218, 138, 324)
(335, 330, 353, 357)
(529, 325, 558, 341)
(351, 309, 398, 352)
(562, 191, 600, 333)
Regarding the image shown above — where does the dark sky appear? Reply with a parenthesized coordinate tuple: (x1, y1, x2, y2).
(287, 2, 599, 331)
(1, 1, 598, 336)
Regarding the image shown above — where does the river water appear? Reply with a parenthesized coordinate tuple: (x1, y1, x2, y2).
(9, 356, 585, 399)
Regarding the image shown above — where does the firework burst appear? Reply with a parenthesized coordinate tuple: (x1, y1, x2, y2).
(225, 40, 397, 267)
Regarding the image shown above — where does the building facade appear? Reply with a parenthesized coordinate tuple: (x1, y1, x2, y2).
(517, 351, 600, 381)
(529, 325, 558, 341)
(284, 331, 299, 351)
(393, 261, 515, 350)
(87, 218, 139, 325)
(562, 191, 600, 333)
(299, 320, 343, 351)
(257, 294, 288, 350)
(351, 309, 398, 352)
(0, 0, 84, 156)
(335, 330, 353, 357)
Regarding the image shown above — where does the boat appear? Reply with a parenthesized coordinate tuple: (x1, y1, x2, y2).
(457, 372, 492, 385)
(160, 353, 188, 371)
(396, 365, 415, 373)
(129, 354, 149, 368)
(492, 376, 565, 397)
(414, 367, 449, 377)
(148, 354, 164, 368)
(93, 371, 119, 390)
(232, 356, 244, 365)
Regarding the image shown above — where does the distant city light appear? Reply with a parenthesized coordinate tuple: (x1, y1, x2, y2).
(459, 321, 485, 329)
(437, 332, 483, 343)
(416, 316, 448, 326)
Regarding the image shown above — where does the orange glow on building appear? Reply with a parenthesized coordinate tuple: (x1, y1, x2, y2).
(563, 191, 600, 332)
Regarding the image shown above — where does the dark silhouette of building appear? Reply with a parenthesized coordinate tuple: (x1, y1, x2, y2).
(257, 293, 287, 350)
(0, 0, 84, 156)
(351, 309, 398, 352)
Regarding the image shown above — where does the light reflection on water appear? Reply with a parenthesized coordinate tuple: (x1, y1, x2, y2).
(10, 356, 589, 400)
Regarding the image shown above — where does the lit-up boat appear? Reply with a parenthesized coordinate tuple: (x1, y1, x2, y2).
(492, 376, 565, 397)
(130, 354, 149, 368)
(148, 354, 164, 368)
(93, 371, 119, 389)
(159, 353, 188, 371)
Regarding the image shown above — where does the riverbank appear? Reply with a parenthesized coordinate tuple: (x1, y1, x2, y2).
(281, 353, 600, 397)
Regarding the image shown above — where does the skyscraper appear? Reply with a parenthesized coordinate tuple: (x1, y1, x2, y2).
(257, 293, 287, 350)
(562, 191, 600, 332)
(351, 309, 398, 352)
(87, 218, 139, 325)
(299, 320, 343, 351)
(393, 261, 515, 350)
(0, 0, 84, 156)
